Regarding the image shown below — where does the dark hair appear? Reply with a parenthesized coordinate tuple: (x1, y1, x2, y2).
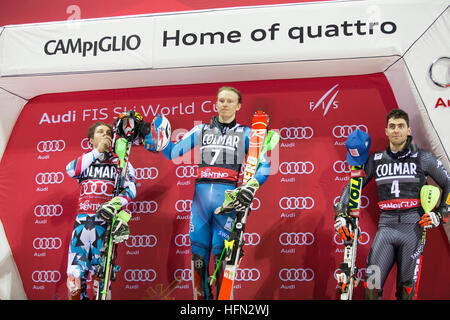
(386, 109, 409, 127)
(87, 122, 113, 140)
(217, 86, 242, 104)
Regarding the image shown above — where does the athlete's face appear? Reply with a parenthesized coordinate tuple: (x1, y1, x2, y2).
(385, 117, 411, 151)
(90, 125, 113, 152)
(216, 90, 241, 124)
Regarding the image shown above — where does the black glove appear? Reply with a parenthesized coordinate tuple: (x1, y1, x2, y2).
(334, 202, 357, 241)
(234, 178, 259, 211)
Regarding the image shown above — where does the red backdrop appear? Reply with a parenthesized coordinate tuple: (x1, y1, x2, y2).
(0, 0, 331, 26)
(0, 74, 449, 300)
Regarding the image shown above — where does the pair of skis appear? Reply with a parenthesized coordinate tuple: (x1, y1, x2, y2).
(336, 164, 364, 300)
(210, 109, 279, 300)
(94, 111, 145, 300)
(94, 137, 130, 300)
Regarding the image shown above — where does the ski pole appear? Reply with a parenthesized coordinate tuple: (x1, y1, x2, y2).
(414, 184, 440, 300)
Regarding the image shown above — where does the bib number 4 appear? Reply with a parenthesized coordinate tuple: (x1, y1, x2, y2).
(391, 180, 400, 197)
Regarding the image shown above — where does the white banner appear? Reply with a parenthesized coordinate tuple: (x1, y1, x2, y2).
(0, 17, 153, 76)
(0, 0, 448, 76)
(153, 1, 408, 68)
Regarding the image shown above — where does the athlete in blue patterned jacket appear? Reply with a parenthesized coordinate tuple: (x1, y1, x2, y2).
(65, 122, 136, 299)
(145, 87, 271, 299)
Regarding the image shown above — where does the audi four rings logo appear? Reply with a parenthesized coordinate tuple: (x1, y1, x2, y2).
(279, 197, 315, 210)
(251, 197, 261, 211)
(125, 201, 158, 214)
(135, 167, 158, 180)
(334, 268, 367, 281)
(33, 237, 62, 250)
(175, 200, 192, 213)
(332, 125, 368, 138)
(34, 204, 63, 217)
(124, 269, 157, 282)
(279, 162, 314, 175)
(243, 233, 261, 246)
(80, 180, 114, 197)
(333, 160, 351, 174)
(125, 235, 157, 248)
(334, 231, 370, 245)
(176, 165, 198, 178)
(36, 140, 65, 152)
(280, 127, 314, 140)
(235, 268, 261, 281)
(35, 172, 64, 185)
(333, 195, 370, 208)
(174, 234, 190, 247)
(279, 232, 315, 246)
(279, 268, 314, 282)
(81, 138, 91, 150)
(174, 268, 192, 282)
(32, 270, 61, 283)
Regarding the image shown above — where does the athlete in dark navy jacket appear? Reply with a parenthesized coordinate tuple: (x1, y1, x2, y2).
(145, 87, 271, 299)
(335, 109, 450, 300)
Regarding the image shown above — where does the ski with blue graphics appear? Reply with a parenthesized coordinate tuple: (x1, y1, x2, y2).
(211, 109, 279, 300)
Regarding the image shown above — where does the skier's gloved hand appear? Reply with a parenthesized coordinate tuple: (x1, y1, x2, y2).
(215, 178, 260, 215)
(234, 178, 259, 212)
(334, 216, 356, 241)
(334, 203, 356, 241)
(112, 210, 131, 244)
(215, 190, 236, 215)
(67, 275, 81, 299)
(97, 197, 123, 222)
(418, 210, 443, 229)
(144, 133, 158, 152)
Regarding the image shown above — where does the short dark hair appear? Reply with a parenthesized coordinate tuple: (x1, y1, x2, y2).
(87, 122, 113, 140)
(217, 86, 242, 104)
(386, 109, 409, 127)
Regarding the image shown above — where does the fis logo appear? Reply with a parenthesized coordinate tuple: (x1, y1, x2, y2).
(309, 84, 339, 117)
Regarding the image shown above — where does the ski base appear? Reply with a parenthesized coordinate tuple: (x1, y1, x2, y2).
(218, 267, 237, 300)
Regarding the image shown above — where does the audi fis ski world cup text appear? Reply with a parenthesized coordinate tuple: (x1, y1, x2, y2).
(37, 100, 220, 125)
